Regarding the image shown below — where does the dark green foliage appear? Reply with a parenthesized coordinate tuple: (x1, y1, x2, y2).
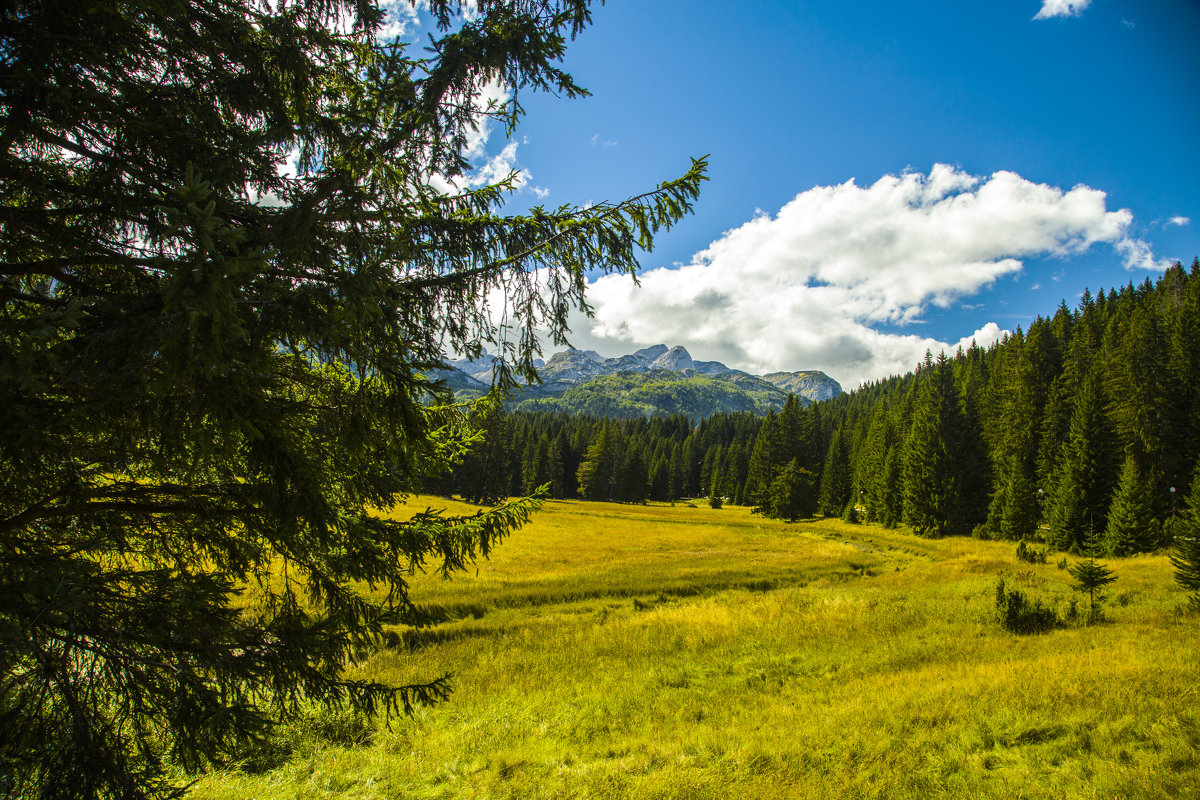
(984, 341, 1043, 540)
(764, 459, 817, 521)
(1169, 462, 1200, 610)
(1047, 370, 1117, 552)
(818, 427, 851, 516)
(620, 446, 650, 504)
(1104, 455, 1159, 556)
(458, 397, 514, 504)
(744, 408, 782, 508)
(0, 1, 707, 797)
(995, 580, 1062, 635)
(1015, 541, 1048, 564)
(902, 353, 968, 536)
(577, 421, 622, 501)
(1068, 536, 1118, 623)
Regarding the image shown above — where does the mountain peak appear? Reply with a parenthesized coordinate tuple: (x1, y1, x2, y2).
(650, 345, 694, 371)
(632, 344, 669, 362)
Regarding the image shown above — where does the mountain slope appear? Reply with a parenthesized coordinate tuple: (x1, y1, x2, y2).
(448, 344, 842, 418)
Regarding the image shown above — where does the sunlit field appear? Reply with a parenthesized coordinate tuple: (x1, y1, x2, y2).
(191, 499, 1200, 799)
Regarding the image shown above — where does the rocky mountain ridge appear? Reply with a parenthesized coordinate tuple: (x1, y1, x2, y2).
(440, 344, 842, 416)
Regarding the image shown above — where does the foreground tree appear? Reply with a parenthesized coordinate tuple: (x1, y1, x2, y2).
(0, 1, 706, 797)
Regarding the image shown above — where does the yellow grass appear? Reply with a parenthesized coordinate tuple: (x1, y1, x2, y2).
(190, 499, 1200, 799)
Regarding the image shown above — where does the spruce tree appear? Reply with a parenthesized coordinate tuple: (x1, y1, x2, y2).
(1104, 454, 1158, 556)
(577, 421, 622, 501)
(1047, 369, 1117, 551)
(766, 459, 817, 521)
(818, 427, 851, 516)
(458, 396, 514, 504)
(0, 2, 705, 796)
(1169, 461, 1200, 610)
(879, 446, 904, 528)
(1068, 528, 1118, 623)
(744, 408, 780, 506)
(954, 345, 991, 530)
(986, 350, 1041, 540)
(546, 432, 568, 498)
(902, 352, 964, 537)
(620, 444, 650, 504)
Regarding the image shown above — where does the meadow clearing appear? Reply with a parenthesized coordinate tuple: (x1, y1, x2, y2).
(191, 499, 1200, 799)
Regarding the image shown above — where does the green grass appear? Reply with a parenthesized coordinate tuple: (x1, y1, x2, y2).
(190, 500, 1200, 799)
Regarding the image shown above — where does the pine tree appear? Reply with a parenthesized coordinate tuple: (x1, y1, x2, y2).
(1047, 369, 1117, 552)
(620, 444, 650, 504)
(0, 2, 706, 796)
(1104, 454, 1158, 556)
(857, 402, 901, 526)
(744, 408, 780, 506)
(954, 344, 992, 530)
(1068, 528, 1118, 623)
(521, 435, 547, 496)
(818, 427, 851, 516)
(546, 432, 568, 498)
(459, 396, 514, 504)
(879, 446, 904, 528)
(766, 459, 817, 521)
(986, 348, 1041, 540)
(1169, 462, 1200, 610)
(1108, 300, 1172, 485)
(902, 352, 964, 536)
(577, 421, 623, 501)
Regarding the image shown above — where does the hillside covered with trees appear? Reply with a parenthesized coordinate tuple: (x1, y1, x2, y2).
(439, 259, 1200, 556)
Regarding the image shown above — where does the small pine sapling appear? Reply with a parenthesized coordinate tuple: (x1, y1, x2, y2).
(1068, 527, 1117, 623)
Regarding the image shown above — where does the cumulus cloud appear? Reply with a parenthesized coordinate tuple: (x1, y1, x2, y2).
(1034, 0, 1092, 20)
(566, 165, 1160, 389)
(1167, 216, 1191, 228)
(426, 78, 541, 195)
(378, 0, 420, 40)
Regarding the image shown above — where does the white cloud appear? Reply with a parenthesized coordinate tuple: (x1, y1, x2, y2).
(565, 165, 1160, 389)
(1167, 216, 1191, 227)
(378, 1, 420, 40)
(1034, 1, 1092, 20)
(427, 78, 541, 195)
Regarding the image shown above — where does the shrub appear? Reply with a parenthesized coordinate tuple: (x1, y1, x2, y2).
(995, 579, 1062, 635)
(1015, 540, 1048, 564)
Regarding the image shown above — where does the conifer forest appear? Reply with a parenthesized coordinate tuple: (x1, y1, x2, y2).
(438, 259, 1200, 558)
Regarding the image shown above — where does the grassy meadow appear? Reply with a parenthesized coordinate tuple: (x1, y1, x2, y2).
(191, 499, 1200, 799)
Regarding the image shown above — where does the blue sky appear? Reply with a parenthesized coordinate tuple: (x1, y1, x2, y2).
(403, 1, 1200, 389)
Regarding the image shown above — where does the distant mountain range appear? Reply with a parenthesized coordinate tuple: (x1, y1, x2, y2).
(437, 344, 842, 419)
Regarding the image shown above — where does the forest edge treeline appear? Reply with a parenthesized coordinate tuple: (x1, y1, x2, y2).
(434, 258, 1200, 558)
